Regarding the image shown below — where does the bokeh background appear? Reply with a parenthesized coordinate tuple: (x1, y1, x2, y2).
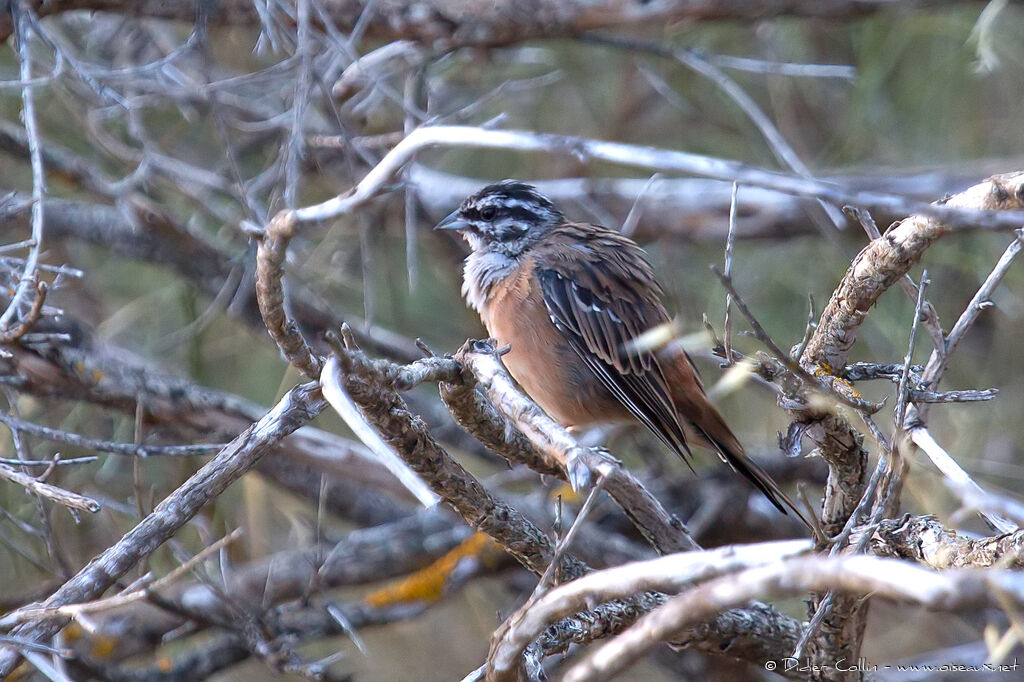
(2, 3, 1024, 679)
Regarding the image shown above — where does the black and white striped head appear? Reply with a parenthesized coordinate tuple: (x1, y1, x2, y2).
(435, 180, 563, 257)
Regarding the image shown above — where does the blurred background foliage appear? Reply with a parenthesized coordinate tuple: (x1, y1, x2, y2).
(3, 3, 1024, 679)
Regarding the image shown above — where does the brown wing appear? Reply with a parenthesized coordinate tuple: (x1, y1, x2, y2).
(536, 223, 694, 466)
(537, 223, 805, 522)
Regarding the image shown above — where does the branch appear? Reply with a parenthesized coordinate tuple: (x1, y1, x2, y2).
(291, 127, 1024, 230)
(13, 1, 990, 46)
(789, 172, 1024, 676)
(802, 173, 1024, 372)
(323, 345, 586, 581)
(325, 341, 803, 676)
(255, 211, 324, 379)
(47, 508, 470, 662)
(408, 164, 1024, 242)
(487, 540, 811, 680)
(0, 382, 326, 677)
(853, 515, 1024, 570)
(454, 339, 698, 555)
(0, 461, 100, 515)
(0, 7, 45, 333)
(0, 412, 224, 457)
(565, 553, 1024, 681)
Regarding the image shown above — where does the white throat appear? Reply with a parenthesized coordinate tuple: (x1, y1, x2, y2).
(462, 249, 517, 314)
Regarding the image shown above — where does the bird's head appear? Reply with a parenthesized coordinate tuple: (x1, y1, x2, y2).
(435, 180, 563, 257)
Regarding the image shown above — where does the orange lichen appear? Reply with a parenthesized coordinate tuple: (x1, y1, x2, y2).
(363, 532, 501, 608)
(89, 634, 118, 659)
(550, 482, 581, 504)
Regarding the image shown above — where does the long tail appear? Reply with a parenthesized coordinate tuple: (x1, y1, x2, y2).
(681, 390, 813, 528)
(663, 351, 812, 527)
(702, 425, 813, 529)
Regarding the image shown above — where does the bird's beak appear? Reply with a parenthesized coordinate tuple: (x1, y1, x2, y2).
(434, 210, 469, 232)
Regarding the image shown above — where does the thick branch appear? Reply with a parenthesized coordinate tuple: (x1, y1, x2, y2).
(854, 515, 1024, 570)
(0, 383, 326, 677)
(803, 172, 1024, 372)
(565, 554, 1022, 682)
(454, 339, 698, 555)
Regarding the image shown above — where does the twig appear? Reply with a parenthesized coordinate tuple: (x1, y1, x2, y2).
(586, 33, 846, 231)
(619, 172, 660, 237)
(908, 228, 1024, 424)
(0, 412, 224, 457)
(793, 294, 816, 362)
(840, 362, 923, 382)
(0, 382, 326, 677)
(0, 456, 96, 467)
(0, 281, 47, 343)
(0, 461, 99, 515)
(895, 271, 929, 430)
(705, 52, 856, 79)
(0, 7, 46, 332)
(1, 529, 244, 626)
(722, 182, 738, 363)
(288, 126, 1024, 231)
(710, 265, 883, 414)
(909, 426, 1017, 533)
(321, 355, 439, 507)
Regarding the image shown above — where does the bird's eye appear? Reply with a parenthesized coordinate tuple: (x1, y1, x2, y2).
(480, 206, 496, 220)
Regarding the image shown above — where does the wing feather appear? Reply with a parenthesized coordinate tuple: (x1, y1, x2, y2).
(536, 225, 693, 463)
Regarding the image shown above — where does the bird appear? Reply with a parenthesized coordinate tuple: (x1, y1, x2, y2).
(436, 179, 806, 523)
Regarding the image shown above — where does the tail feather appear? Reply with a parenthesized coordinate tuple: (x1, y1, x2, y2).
(685, 399, 813, 528)
(663, 349, 811, 528)
(706, 429, 813, 529)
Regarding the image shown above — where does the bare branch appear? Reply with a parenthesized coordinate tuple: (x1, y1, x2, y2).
(487, 540, 811, 680)
(853, 515, 1024, 570)
(255, 211, 324, 379)
(292, 127, 1024, 231)
(802, 173, 1024, 372)
(455, 339, 699, 554)
(0, 382, 326, 677)
(12, 1, 991, 46)
(0, 7, 45, 333)
(0, 412, 224, 457)
(0, 461, 99, 515)
(565, 553, 1024, 681)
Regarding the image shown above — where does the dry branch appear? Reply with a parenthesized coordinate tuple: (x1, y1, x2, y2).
(454, 339, 698, 555)
(292, 127, 1024, 231)
(784, 171, 1024, 677)
(0, 382, 326, 677)
(56, 508, 471, 663)
(405, 165, 1022, 241)
(0, 461, 100, 515)
(324, 343, 804, 677)
(488, 540, 812, 679)
(803, 172, 1024, 372)
(853, 515, 1024, 570)
(323, 346, 587, 581)
(10, 1, 989, 46)
(255, 211, 324, 379)
(565, 553, 1024, 681)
